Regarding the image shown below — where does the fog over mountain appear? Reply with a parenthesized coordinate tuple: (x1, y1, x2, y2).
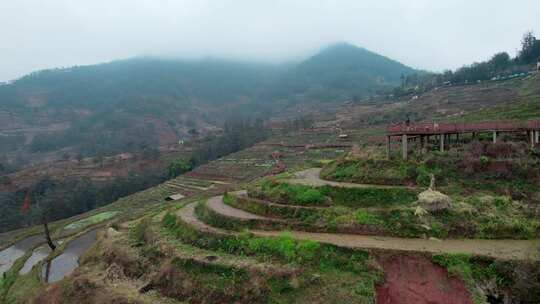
(1, 0, 540, 81)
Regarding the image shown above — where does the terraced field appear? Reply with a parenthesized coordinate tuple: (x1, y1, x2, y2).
(2, 159, 540, 303)
(147, 169, 538, 303)
(2, 118, 540, 303)
(202, 194, 539, 260)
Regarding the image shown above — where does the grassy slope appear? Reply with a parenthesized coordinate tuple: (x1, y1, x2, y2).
(3, 73, 540, 303)
(454, 73, 540, 121)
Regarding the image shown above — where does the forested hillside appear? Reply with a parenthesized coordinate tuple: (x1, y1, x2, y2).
(0, 42, 416, 232)
(267, 43, 414, 101)
(0, 43, 415, 157)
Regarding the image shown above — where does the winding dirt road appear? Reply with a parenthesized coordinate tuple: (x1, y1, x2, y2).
(194, 196, 540, 261)
(289, 168, 418, 189)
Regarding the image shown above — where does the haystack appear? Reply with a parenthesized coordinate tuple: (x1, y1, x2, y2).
(417, 174, 452, 212)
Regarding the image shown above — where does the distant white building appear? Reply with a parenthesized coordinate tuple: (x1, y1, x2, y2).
(166, 194, 185, 201)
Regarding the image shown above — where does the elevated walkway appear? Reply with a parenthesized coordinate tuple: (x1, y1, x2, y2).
(386, 120, 540, 159)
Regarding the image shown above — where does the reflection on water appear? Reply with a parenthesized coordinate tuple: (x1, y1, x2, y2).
(42, 229, 98, 283)
(0, 235, 44, 276)
(19, 240, 61, 275)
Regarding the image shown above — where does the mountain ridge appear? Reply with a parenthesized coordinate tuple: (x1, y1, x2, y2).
(0, 42, 417, 172)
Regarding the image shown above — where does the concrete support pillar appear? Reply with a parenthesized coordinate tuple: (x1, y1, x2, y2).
(531, 131, 535, 148)
(402, 134, 408, 160)
(420, 135, 425, 152)
(492, 131, 497, 144)
(386, 136, 391, 159)
(440, 134, 445, 152)
(535, 130, 539, 144)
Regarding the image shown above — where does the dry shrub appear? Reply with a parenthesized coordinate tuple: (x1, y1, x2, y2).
(469, 141, 527, 159)
(32, 277, 134, 304)
(496, 261, 540, 304)
(149, 258, 271, 304)
(98, 234, 146, 279)
(458, 156, 517, 179)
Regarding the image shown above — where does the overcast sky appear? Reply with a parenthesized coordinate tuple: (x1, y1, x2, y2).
(1, 0, 539, 81)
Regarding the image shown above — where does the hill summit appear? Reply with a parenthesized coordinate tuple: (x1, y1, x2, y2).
(0, 42, 417, 164)
(277, 42, 415, 100)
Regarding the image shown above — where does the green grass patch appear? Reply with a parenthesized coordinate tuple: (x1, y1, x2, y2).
(432, 253, 517, 304)
(164, 257, 258, 303)
(64, 211, 120, 230)
(224, 193, 320, 221)
(321, 159, 415, 186)
(161, 212, 375, 272)
(354, 210, 382, 226)
(257, 179, 417, 208)
(161, 211, 383, 302)
(318, 186, 417, 208)
(4, 269, 42, 304)
(129, 218, 151, 246)
(1, 249, 35, 303)
(259, 180, 328, 206)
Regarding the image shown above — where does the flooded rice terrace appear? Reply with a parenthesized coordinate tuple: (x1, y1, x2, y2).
(0, 234, 44, 276)
(42, 229, 98, 283)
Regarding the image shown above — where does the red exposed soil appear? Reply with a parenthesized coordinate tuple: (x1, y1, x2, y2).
(0, 154, 166, 192)
(376, 254, 472, 304)
(143, 116, 179, 146)
(185, 170, 235, 182)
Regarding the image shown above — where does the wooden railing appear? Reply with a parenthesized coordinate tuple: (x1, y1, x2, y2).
(387, 120, 540, 135)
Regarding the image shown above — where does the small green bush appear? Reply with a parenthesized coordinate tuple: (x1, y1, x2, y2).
(295, 240, 321, 263)
(167, 159, 192, 178)
(296, 188, 325, 204)
(321, 159, 413, 185)
(479, 155, 490, 165)
(354, 210, 381, 225)
(477, 216, 537, 239)
(260, 181, 326, 206)
(354, 278, 376, 299)
(130, 218, 150, 246)
(162, 212, 177, 228)
(432, 253, 514, 303)
(432, 253, 474, 285)
(493, 196, 510, 210)
(319, 186, 417, 208)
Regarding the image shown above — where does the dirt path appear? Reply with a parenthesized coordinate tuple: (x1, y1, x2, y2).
(253, 230, 540, 261)
(196, 196, 540, 261)
(207, 195, 266, 220)
(289, 168, 417, 189)
(176, 202, 230, 235)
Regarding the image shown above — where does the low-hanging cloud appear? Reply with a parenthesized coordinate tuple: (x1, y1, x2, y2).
(1, 0, 539, 81)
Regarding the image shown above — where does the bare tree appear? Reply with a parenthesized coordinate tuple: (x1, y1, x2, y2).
(41, 213, 56, 251)
(32, 176, 58, 251)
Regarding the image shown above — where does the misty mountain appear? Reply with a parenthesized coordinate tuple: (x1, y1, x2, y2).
(268, 43, 415, 101)
(0, 43, 415, 156)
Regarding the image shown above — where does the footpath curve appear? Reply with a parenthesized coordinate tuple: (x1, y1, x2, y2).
(288, 168, 418, 189)
(197, 196, 540, 261)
